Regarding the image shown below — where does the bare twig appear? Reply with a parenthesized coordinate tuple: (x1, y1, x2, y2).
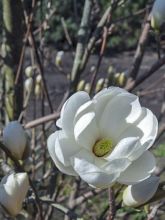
(125, 54, 165, 91)
(70, 0, 93, 92)
(127, 14, 151, 80)
(25, 111, 60, 129)
(106, 187, 116, 220)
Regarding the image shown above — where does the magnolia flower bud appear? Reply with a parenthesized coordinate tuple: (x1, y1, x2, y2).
(36, 74, 42, 84)
(114, 72, 127, 87)
(108, 65, 114, 74)
(3, 121, 27, 160)
(55, 51, 64, 67)
(25, 66, 34, 78)
(77, 80, 85, 91)
(1, 43, 10, 57)
(95, 78, 105, 93)
(34, 84, 41, 98)
(24, 77, 33, 93)
(90, 65, 96, 73)
(84, 83, 91, 93)
(151, 0, 165, 30)
(0, 173, 29, 216)
(123, 176, 159, 207)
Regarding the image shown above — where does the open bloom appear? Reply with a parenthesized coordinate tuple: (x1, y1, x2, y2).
(48, 87, 158, 188)
(151, 0, 165, 29)
(0, 173, 29, 216)
(3, 121, 27, 160)
(123, 176, 159, 207)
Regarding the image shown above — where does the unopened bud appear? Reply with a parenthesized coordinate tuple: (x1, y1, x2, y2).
(3, 121, 27, 160)
(151, 0, 165, 30)
(25, 66, 34, 78)
(0, 173, 29, 216)
(84, 83, 91, 93)
(90, 66, 96, 73)
(55, 51, 64, 67)
(114, 72, 127, 87)
(95, 78, 105, 93)
(77, 80, 85, 91)
(123, 176, 159, 207)
(36, 74, 42, 84)
(34, 84, 41, 98)
(108, 66, 114, 74)
(24, 77, 33, 93)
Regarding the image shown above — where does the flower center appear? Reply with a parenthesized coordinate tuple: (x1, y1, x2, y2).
(93, 139, 113, 157)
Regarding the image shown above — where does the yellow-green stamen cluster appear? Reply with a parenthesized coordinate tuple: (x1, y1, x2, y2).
(93, 139, 113, 157)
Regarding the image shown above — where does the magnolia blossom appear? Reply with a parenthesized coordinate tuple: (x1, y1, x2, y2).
(123, 176, 159, 207)
(151, 0, 165, 29)
(0, 173, 29, 216)
(3, 121, 27, 160)
(48, 87, 158, 188)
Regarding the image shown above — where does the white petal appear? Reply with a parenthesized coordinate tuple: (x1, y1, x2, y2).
(61, 91, 90, 136)
(137, 109, 158, 145)
(117, 151, 156, 185)
(118, 108, 158, 149)
(72, 150, 119, 188)
(47, 132, 77, 176)
(74, 101, 94, 124)
(3, 121, 27, 160)
(94, 87, 128, 121)
(0, 173, 29, 216)
(56, 118, 62, 128)
(94, 86, 128, 100)
(105, 137, 140, 161)
(74, 112, 99, 150)
(99, 93, 141, 140)
(55, 131, 81, 166)
(123, 176, 159, 207)
(103, 158, 131, 173)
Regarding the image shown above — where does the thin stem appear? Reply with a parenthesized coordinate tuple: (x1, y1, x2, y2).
(107, 187, 116, 220)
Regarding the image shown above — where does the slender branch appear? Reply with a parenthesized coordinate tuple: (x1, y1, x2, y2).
(29, 30, 54, 113)
(24, 111, 60, 129)
(40, 198, 78, 219)
(125, 54, 165, 91)
(70, 0, 93, 91)
(107, 187, 116, 220)
(127, 13, 151, 80)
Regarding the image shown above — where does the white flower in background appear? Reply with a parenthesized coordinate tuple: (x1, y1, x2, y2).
(48, 87, 158, 188)
(0, 173, 29, 216)
(3, 121, 27, 160)
(151, 0, 165, 29)
(123, 176, 159, 207)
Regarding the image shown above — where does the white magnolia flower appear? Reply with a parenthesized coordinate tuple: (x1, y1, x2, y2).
(0, 173, 29, 216)
(123, 176, 159, 207)
(151, 0, 165, 29)
(3, 121, 27, 160)
(48, 87, 158, 188)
